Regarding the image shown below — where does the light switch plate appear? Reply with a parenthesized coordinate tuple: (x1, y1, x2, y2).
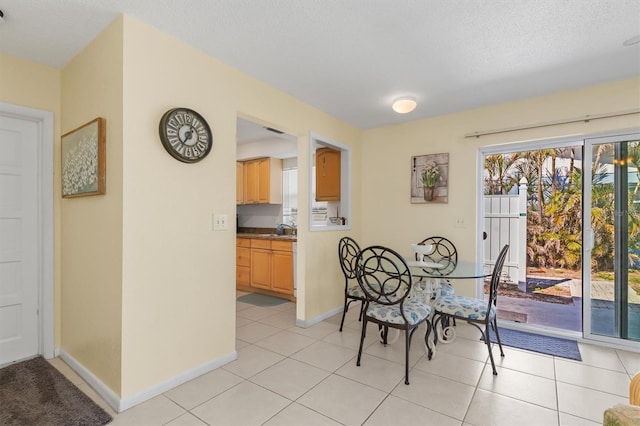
(213, 213, 228, 231)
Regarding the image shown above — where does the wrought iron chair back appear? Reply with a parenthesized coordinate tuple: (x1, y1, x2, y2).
(416, 236, 457, 276)
(432, 244, 509, 375)
(355, 245, 413, 308)
(354, 245, 433, 385)
(487, 245, 509, 314)
(338, 236, 360, 280)
(337, 237, 366, 331)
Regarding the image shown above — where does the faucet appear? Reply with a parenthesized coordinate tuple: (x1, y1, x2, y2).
(276, 223, 297, 236)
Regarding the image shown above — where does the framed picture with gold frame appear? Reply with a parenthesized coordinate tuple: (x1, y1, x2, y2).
(410, 153, 449, 204)
(61, 117, 106, 198)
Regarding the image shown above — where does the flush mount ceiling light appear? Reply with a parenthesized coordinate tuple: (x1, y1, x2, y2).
(392, 97, 417, 114)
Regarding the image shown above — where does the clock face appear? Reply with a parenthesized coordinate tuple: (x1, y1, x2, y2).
(159, 108, 213, 163)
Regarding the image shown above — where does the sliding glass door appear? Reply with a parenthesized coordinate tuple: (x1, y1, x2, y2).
(583, 133, 640, 347)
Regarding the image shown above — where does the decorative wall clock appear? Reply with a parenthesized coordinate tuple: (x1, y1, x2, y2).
(159, 108, 213, 163)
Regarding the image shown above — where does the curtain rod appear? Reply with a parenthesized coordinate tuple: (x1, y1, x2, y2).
(464, 109, 640, 138)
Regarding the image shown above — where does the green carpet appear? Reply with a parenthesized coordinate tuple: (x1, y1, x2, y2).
(238, 293, 288, 307)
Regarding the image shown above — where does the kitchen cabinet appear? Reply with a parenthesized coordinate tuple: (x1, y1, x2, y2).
(250, 239, 293, 295)
(236, 162, 244, 205)
(235, 238, 251, 286)
(315, 147, 341, 201)
(249, 239, 271, 290)
(242, 157, 282, 204)
(270, 241, 294, 294)
(236, 237, 294, 298)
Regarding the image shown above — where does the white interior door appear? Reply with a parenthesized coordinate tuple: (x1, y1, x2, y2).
(0, 115, 39, 365)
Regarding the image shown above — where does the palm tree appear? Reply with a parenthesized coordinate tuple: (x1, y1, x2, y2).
(520, 150, 553, 224)
(542, 168, 582, 268)
(591, 151, 615, 271)
(625, 141, 640, 267)
(484, 153, 521, 195)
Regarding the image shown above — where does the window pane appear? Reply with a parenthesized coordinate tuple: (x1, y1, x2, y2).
(282, 168, 298, 225)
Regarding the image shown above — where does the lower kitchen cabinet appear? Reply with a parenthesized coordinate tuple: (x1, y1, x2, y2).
(236, 238, 251, 286)
(250, 247, 271, 290)
(236, 237, 294, 298)
(270, 241, 294, 294)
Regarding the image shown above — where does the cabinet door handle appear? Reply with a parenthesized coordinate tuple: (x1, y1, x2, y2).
(322, 156, 326, 177)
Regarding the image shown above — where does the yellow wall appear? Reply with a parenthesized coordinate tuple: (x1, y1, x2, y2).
(362, 77, 640, 296)
(60, 17, 124, 394)
(7, 9, 638, 406)
(0, 54, 62, 347)
(118, 16, 361, 397)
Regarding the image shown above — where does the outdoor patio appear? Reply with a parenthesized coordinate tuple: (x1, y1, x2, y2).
(495, 277, 640, 340)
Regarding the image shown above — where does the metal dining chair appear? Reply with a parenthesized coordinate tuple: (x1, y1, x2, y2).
(355, 245, 433, 385)
(413, 236, 457, 310)
(416, 236, 458, 277)
(337, 237, 366, 332)
(431, 244, 509, 375)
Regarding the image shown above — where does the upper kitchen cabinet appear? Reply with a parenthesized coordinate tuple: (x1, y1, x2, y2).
(243, 157, 283, 204)
(236, 162, 244, 205)
(309, 133, 351, 230)
(315, 147, 341, 201)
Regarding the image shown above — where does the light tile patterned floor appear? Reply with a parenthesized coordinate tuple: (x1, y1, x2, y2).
(48, 292, 638, 426)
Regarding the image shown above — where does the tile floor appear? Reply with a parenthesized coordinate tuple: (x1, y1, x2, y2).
(49, 292, 639, 425)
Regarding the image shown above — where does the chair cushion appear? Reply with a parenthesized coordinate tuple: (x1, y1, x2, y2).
(410, 280, 455, 302)
(440, 282, 455, 296)
(433, 295, 495, 321)
(347, 282, 365, 298)
(366, 300, 431, 325)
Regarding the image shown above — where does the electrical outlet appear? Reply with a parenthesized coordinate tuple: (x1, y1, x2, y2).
(213, 213, 228, 231)
(454, 217, 465, 228)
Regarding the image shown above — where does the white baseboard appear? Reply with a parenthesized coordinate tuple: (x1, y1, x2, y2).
(58, 350, 122, 412)
(59, 349, 238, 413)
(296, 306, 342, 328)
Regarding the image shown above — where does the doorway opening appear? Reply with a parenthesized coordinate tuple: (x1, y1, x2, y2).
(235, 116, 298, 302)
(481, 131, 640, 350)
(481, 142, 584, 335)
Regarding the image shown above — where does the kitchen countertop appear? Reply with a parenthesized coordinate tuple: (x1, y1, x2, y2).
(237, 233, 297, 241)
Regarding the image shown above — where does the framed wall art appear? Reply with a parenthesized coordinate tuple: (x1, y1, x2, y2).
(410, 152, 449, 204)
(62, 117, 106, 198)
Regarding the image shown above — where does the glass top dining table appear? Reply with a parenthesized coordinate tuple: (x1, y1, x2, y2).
(406, 260, 491, 280)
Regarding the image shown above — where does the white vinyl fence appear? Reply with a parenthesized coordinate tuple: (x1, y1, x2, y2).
(483, 179, 528, 290)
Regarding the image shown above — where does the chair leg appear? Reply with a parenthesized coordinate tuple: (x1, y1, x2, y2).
(339, 297, 349, 332)
(485, 322, 498, 375)
(424, 320, 433, 360)
(431, 313, 441, 348)
(492, 317, 504, 357)
(356, 317, 367, 367)
(404, 327, 410, 385)
(358, 300, 365, 321)
(379, 325, 389, 344)
(442, 315, 450, 330)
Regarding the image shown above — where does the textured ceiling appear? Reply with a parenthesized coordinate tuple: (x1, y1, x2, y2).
(1, 0, 639, 129)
